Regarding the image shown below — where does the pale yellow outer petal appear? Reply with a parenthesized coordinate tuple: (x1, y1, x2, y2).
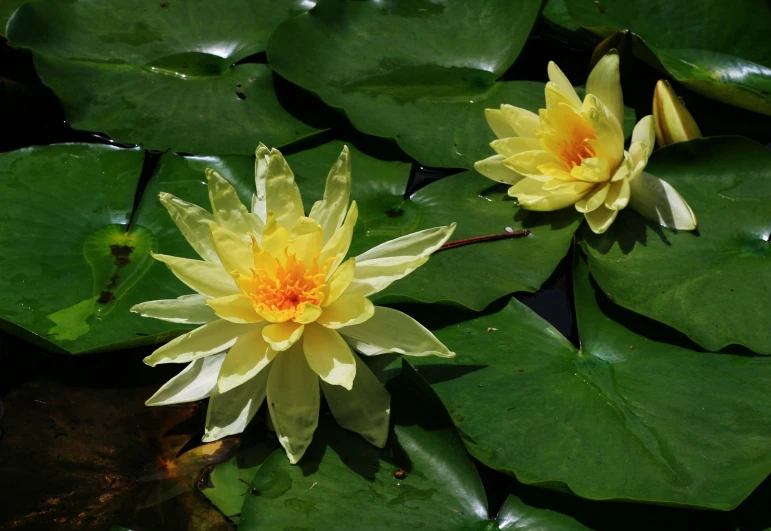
(317, 294, 374, 329)
(500, 104, 541, 138)
(503, 150, 560, 181)
(490, 137, 542, 158)
(130, 294, 216, 324)
(547, 61, 583, 109)
(340, 307, 454, 358)
(294, 304, 323, 324)
(208, 224, 254, 277)
(604, 178, 631, 210)
(629, 115, 656, 180)
(303, 323, 357, 390)
(263, 321, 305, 351)
(205, 294, 262, 324)
(265, 147, 305, 230)
(586, 51, 624, 127)
(159, 192, 219, 263)
(203, 365, 269, 442)
(324, 257, 355, 306)
(205, 168, 262, 235)
(252, 143, 270, 221)
(509, 178, 594, 211)
(474, 155, 526, 186)
(217, 324, 275, 393)
(545, 82, 582, 112)
(145, 354, 224, 406)
(584, 204, 619, 234)
(318, 201, 359, 274)
(629, 172, 697, 230)
(152, 253, 239, 298)
(484, 108, 518, 139)
(577, 157, 611, 183)
(321, 354, 390, 448)
(267, 343, 320, 464)
(287, 217, 324, 266)
(309, 146, 352, 246)
(582, 95, 624, 169)
(143, 319, 245, 366)
(345, 223, 456, 298)
(575, 183, 610, 213)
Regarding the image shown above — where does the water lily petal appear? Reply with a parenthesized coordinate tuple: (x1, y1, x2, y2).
(503, 150, 560, 181)
(263, 321, 305, 351)
(145, 353, 225, 406)
(584, 204, 619, 234)
(309, 146, 352, 246)
(474, 154, 526, 185)
(143, 319, 245, 366)
(205, 168, 262, 235)
(345, 224, 456, 298)
(575, 183, 610, 213)
(209, 224, 253, 276)
(203, 365, 269, 442)
(206, 294, 262, 324)
(287, 217, 324, 266)
(324, 257, 355, 306)
(509, 177, 593, 211)
(217, 323, 275, 393)
(252, 143, 270, 221)
(604, 178, 631, 210)
(267, 343, 320, 464)
(547, 61, 583, 109)
(159, 192, 219, 263)
(295, 304, 323, 325)
(151, 253, 238, 297)
(500, 104, 540, 138)
(131, 294, 216, 324)
(653, 79, 702, 147)
(319, 201, 358, 273)
(586, 51, 624, 127)
(317, 294, 374, 329)
(582, 95, 624, 168)
(629, 172, 698, 230)
(545, 82, 583, 113)
(303, 323, 356, 390)
(341, 307, 454, 358)
(577, 157, 611, 183)
(490, 137, 542, 158)
(629, 115, 656, 180)
(484, 107, 518, 139)
(611, 152, 632, 182)
(264, 147, 304, 230)
(321, 354, 390, 448)
(261, 212, 290, 260)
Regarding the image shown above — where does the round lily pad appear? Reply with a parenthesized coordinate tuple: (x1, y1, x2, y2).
(579, 137, 771, 354)
(6, 0, 319, 153)
(405, 254, 771, 509)
(267, 0, 543, 169)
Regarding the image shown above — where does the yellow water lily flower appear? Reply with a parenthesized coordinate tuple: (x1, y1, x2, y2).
(475, 51, 697, 234)
(652, 79, 702, 147)
(132, 145, 456, 463)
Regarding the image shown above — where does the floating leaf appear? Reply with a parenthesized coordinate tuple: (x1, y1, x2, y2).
(566, 0, 771, 114)
(579, 137, 771, 354)
(405, 254, 771, 509)
(267, 0, 543, 169)
(238, 362, 590, 530)
(6, 0, 320, 152)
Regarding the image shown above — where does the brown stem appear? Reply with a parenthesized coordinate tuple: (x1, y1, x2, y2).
(436, 230, 530, 253)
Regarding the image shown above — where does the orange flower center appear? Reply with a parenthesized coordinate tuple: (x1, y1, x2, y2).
(558, 122, 597, 169)
(244, 253, 328, 321)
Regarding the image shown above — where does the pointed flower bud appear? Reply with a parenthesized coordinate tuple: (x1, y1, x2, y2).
(653, 80, 702, 147)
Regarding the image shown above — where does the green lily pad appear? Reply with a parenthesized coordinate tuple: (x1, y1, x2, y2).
(579, 137, 771, 354)
(238, 362, 590, 530)
(405, 254, 771, 509)
(6, 0, 319, 153)
(565, 0, 771, 115)
(0, 0, 23, 35)
(199, 441, 278, 524)
(267, 0, 542, 169)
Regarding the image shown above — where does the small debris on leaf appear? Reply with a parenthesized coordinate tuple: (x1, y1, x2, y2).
(487, 327, 498, 332)
(393, 469, 406, 479)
